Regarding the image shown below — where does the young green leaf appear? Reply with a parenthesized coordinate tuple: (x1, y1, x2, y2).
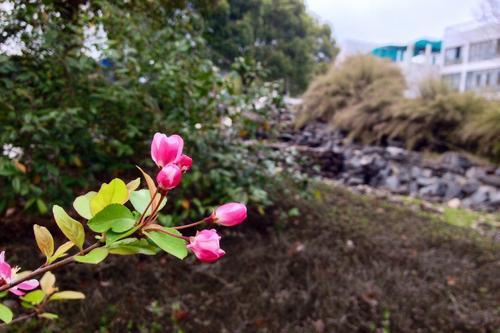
(126, 178, 141, 193)
(130, 189, 167, 217)
(87, 204, 136, 233)
(137, 166, 162, 208)
(90, 178, 129, 215)
(50, 291, 85, 301)
(105, 226, 139, 246)
(40, 272, 57, 296)
(74, 247, 109, 264)
(108, 238, 159, 256)
(48, 241, 74, 264)
(0, 303, 13, 324)
(36, 198, 48, 214)
(33, 224, 54, 259)
(52, 206, 85, 250)
(39, 312, 59, 320)
(21, 290, 45, 305)
(73, 191, 97, 220)
(144, 228, 187, 259)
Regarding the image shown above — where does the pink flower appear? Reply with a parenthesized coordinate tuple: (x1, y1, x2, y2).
(176, 154, 193, 172)
(212, 203, 247, 227)
(187, 229, 225, 263)
(151, 133, 184, 168)
(0, 251, 39, 296)
(156, 164, 182, 190)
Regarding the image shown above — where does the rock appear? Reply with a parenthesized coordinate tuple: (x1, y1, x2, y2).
(419, 182, 447, 197)
(479, 174, 500, 187)
(440, 152, 471, 174)
(384, 176, 400, 191)
(462, 181, 480, 195)
(469, 186, 494, 205)
(386, 146, 406, 161)
(466, 167, 486, 180)
(447, 198, 461, 208)
(410, 166, 421, 178)
(417, 176, 439, 186)
(421, 168, 433, 178)
(444, 182, 462, 200)
(490, 191, 500, 207)
(346, 177, 364, 186)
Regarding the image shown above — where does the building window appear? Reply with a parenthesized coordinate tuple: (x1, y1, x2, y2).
(469, 39, 499, 62)
(465, 68, 500, 91)
(444, 46, 462, 65)
(442, 73, 461, 90)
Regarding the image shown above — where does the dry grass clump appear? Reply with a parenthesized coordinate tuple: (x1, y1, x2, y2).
(380, 80, 489, 151)
(295, 55, 405, 129)
(460, 103, 500, 162)
(297, 58, 500, 162)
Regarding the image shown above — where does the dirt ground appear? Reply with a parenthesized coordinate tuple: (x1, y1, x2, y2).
(1, 182, 499, 333)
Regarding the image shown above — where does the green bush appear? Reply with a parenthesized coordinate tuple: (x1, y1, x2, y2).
(0, 2, 287, 217)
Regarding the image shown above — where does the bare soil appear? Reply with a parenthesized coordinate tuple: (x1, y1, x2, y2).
(1, 182, 499, 333)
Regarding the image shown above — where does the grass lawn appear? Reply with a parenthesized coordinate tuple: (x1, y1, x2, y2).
(2, 181, 499, 332)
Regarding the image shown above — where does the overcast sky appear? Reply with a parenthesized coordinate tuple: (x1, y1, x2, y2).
(305, 0, 482, 44)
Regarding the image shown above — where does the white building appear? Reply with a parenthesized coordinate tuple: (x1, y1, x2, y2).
(441, 21, 500, 98)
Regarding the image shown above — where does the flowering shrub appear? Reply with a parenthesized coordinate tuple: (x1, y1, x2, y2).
(0, 133, 247, 326)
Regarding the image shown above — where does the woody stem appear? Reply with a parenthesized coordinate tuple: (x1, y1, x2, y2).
(0, 242, 101, 293)
(173, 216, 213, 230)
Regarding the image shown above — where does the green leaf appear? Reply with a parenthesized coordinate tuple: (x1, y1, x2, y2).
(130, 189, 167, 217)
(48, 241, 74, 264)
(105, 226, 139, 246)
(108, 238, 159, 256)
(73, 191, 97, 220)
(144, 228, 187, 259)
(52, 205, 85, 249)
(90, 179, 129, 215)
(50, 291, 85, 301)
(0, 292, 7, 298)
(33, 224, 54, 259)
(21, 290, 45, 305)
(36, 198, 48, 214)
(88, 204, 136, 233)
(126, 178, 141, 192)
(74, 247, 108, 264)
(39, 312, 59, 320)
(0, 303, 13, 324)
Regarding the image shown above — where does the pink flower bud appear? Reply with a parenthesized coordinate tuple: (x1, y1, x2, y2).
(151, 132, 184, 168)
(156, 164, 182, 190)
(187, 229, 225, 263)
(212, 202, 247, 227)
(176, 154, 193, 172)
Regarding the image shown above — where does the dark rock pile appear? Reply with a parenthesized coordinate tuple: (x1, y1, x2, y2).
(282, 122, 500, 212)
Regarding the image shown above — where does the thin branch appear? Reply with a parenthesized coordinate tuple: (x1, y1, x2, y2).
(0, 312, 37, 327)
(173, 216, 213, 230)
(0, 242, 101, 293)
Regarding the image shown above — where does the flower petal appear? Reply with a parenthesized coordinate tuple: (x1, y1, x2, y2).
(0, 261, 12, 280)
(17, 279, 39, 291)
(9, 287, 25, 296)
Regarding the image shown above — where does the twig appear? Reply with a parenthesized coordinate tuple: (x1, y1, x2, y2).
(0, 312, 37, 327)
(0, 242, 101, 293)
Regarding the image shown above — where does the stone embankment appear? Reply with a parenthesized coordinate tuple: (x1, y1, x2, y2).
(278, 121, 500, 213)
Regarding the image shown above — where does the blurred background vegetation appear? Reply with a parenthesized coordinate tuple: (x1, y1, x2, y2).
(0, 0, 333, 217)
